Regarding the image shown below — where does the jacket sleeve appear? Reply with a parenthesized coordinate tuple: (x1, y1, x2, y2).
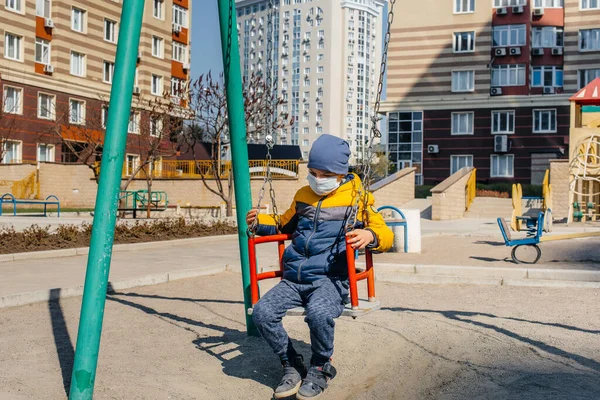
(255, 198, 298, 236)
(361, 192, 394, 253)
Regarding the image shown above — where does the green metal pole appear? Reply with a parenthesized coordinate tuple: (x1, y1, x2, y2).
(69, 1, 145, 398)
(216, 0, 258, 336)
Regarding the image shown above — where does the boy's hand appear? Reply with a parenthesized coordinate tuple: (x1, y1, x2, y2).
(346, 229, 375, 249)
(246, 209, 259, 226)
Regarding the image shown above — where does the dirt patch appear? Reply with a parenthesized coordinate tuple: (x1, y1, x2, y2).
(0, 273, 598, 399)
(0, 218, 237, 254)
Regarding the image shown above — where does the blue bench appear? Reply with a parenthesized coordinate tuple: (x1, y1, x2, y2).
(0, 193, 61, 217)
(378, 205, 408, 253)
(497, 212, 544, 264)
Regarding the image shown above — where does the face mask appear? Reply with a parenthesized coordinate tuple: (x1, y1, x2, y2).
(307, 174, 340, 196)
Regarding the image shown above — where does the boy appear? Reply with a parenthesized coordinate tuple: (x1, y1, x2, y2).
(246, 134, 393, 399)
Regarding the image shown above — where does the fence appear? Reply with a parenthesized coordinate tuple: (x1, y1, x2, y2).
(116, 159, 300, 180)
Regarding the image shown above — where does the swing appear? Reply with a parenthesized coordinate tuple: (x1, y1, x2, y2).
(245, 0, 397, 319)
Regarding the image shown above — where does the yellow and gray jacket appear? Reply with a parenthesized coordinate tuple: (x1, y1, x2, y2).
(256, 173, 394, 284)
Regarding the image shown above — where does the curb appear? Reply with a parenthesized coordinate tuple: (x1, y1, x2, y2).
(371, 263, 600, 288)
(0, 235, 238, 264)
(0, 265, 227, 309)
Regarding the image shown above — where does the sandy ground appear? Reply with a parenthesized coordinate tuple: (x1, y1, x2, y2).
(0, 272, 599, 400)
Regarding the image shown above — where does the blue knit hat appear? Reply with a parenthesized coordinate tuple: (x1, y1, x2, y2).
(308, 134, 351, 175)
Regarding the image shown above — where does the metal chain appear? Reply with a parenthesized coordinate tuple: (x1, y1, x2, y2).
(349, 0, 396, 230)
(265, 0, 276, 142)
(249, 136, 280, 234)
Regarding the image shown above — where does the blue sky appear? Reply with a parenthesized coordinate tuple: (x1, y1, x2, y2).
(191, 2, 224, 80)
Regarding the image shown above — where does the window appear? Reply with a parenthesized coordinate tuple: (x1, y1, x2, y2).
(172, 41, 187, 62)
(490, 155, 514, 178)
(2, 141, 22, 164)
(302, 139, 309, 146)
(451, 70, 474, 92)
(533, 109, 557, 133)
(35, 38, 51, 65)
(579, 29, 600, 51)
(532, 66, 563, 87)
(3, 86, 22, 114)
(4, 33, 22, 61)
(491, 64, 526, 86)
(37, 144, 55, 162)
(303, 127, 309, 134)
(70, 51, 85, 76)
(36, 0, 50, 18)
(492, 111, 515, 134)
(492, 25, 526, 47)
(103, 61, 114, 83)
(532, 27, 564, 48)
(493, 0, 526, 6)
(152, 36, 163, 57)
(450, 155, 473, 174)
(171, 77, 185, 97)
(535, 0, 563, 7)
(5, 0, 22, 13)
(153, 0, 164, 19)
(317, 78, 324, 85)
(318, 54, 324, 61)
(316, 127, 323, 134)
(452, 112, 474, 135)
(453, 32, 475, 53)
(101, 106, 108, 128)
(72, 7, 86, 32)
(69, 99, 85, 124)
(579, 68, 600, 89)
(318, 66, 324, 73)
(125, 154, 140, 176)
(581, 0, 599, 10)
(104, 19, 117, 43)
(304, 67, 310, 74)
(150, 117, 163, 137)
(151, 75, 163, 95)
(173, 4, 188, 27)
(38, 93, 55, 120)
(128, 112, 140, 133)
(455, 0, 474, 13)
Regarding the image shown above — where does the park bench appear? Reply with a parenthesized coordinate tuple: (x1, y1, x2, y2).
(0, 193, 60, 217)
(118, 190, 168, 218)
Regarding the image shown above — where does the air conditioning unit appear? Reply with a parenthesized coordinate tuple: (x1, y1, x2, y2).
(495, 48, 507, 56)
(494, 135, 508, 152)
(512, 6, 524, 13)
(133, 86, 141, 95)
(427, 144, 439, 154)
(44, 64, 54, 73)
(510, 47, 521, 55)
(490, 87, 503, 96)
(532, 48, 544, 56)
(182, 63, 191, 71)
(172, 23, 182, 33)
(496, 7, 508, 15)
(543, 86, 554, 94)
(533, 7, 544, 15)
(551, 47, 563, 55)
(44, 18, 55, 28)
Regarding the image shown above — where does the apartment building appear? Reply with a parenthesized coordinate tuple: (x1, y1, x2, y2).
(0, 0, 191, 165)
(235, 0, 386, 161)
(381, 0, 600, 186)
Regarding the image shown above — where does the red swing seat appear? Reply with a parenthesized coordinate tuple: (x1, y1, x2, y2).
(247, 234, 380, 318)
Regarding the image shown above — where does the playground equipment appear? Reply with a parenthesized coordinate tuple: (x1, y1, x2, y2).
(510, 169, 552, 233)
(0, 193, 60, 217)
(118, 190, 168, 218)
(68, 0, 397, 397)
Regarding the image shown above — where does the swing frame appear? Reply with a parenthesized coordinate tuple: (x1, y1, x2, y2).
(247, 233, 380, 318)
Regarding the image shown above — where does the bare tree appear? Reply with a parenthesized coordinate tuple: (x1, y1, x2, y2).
(185, 71, 291, 216)
(0, 96, 23, 163)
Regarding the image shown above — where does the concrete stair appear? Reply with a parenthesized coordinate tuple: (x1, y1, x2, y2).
(465, 197, 513, 219)
(402, 197, 432, 219)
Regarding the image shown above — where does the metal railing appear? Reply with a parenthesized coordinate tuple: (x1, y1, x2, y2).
(465, 168, 477, 211)
(116, 159, 299, 179)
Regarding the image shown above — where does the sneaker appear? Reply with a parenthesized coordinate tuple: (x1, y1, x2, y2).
(296, 362, 337, 400)
(273, 355, 307, 399)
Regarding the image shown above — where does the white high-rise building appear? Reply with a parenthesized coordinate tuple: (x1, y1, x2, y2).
(236, 0, 386, 161)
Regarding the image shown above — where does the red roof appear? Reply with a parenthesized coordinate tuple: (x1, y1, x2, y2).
(570, 77, 600, 105)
